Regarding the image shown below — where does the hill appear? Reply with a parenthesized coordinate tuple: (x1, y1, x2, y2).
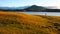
(0, 5, 47, 12)
(0, 5, 60, 12)
(0, 12, 60, 34)
(23, 5, 47, 12)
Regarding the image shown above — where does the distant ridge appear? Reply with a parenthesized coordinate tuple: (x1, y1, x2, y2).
(0, 5, 47, 12)
(0, 5, 60, 12)
(22, 5, 47, 12)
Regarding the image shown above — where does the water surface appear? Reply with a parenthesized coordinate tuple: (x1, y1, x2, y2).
(19, 12, 60, 16)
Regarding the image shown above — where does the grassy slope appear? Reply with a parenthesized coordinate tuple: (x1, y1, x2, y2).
(0, 12, 60, 34)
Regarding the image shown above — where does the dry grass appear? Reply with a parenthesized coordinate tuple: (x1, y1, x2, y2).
(0, 12, 60, 34)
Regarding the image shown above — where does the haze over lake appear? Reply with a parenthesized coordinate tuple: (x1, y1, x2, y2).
(20, 12, 60, 16)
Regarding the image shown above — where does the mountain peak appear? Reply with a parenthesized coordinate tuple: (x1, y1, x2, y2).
(31, 5, 38, 7)
(32, 5, 37, 6)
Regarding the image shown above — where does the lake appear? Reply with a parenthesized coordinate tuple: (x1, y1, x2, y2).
(19, 12, 60, 16)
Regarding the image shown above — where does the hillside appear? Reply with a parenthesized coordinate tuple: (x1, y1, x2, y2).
(23, 5, 47, 12)
(0, 12, 60, 34)
(0, 5, 47, 12)
(0, 5, 60, 12)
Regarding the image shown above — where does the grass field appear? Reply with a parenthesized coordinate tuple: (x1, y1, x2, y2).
(0, 12, 60, 34)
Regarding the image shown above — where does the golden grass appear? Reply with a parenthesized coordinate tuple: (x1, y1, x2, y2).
(0, 12, 60, 34)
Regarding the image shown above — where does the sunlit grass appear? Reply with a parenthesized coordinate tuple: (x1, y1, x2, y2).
(0, 11, 60, 34)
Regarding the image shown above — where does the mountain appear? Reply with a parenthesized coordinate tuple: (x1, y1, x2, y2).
(0, 12, 60, 34)
(0, 6, 30, 11)
(0, 5, 60, 12)
(23, 5, 47, 12)
(17, 6, 30, 10)
(0, 5, 47, 11)
(44, 6, 57, 9)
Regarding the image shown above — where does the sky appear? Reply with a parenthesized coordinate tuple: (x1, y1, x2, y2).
(0, 0, 60, 7)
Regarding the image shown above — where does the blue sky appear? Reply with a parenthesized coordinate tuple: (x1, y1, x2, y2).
(0, 0, 60, 7)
